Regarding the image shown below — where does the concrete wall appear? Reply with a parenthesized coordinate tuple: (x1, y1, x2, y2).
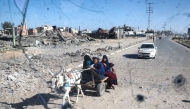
(116, 28, 124, 39)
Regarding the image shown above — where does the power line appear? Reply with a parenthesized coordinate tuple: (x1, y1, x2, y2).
(146, 3, 153, 30)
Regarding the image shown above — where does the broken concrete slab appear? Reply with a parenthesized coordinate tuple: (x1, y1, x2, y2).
(7, 75, 16, 81)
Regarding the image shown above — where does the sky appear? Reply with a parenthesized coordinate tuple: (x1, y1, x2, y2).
(0, 0, 190, 33)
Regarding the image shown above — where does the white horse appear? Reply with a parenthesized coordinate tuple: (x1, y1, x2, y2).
(49, 67, 84, 104)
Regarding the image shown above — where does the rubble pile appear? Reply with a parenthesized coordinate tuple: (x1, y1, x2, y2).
(35, 44, 122, 66)
(19, 31, 96, 47)
(0, 38, 13, 53)
(0, 31, 96, 53)
(0, 58, 51, 100)
(30, 47, 106, 69)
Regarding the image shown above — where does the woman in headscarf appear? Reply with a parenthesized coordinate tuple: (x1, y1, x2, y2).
(101, 55, 110, 72)
(101, 55, 118, 89)
(83, 55, 93, 69)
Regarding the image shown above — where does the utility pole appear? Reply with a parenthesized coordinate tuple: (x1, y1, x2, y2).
(12, 23, 15, 47)
(162, 22, 166, 36)
(164, 22, 166, 31)
(146, 3, 153, 30)
(162, 22, 166, 31)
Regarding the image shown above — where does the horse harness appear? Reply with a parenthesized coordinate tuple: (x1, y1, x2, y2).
(66, 71, 81, 83)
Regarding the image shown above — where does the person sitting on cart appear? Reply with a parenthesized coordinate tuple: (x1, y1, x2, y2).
(101, 55, 118, 89)
(101, 55, 110, 71)
(90, 57, 105, 80)
(83, 55, 93, 69)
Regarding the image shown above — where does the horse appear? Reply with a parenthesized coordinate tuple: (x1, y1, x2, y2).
(49, 67, 84, 104)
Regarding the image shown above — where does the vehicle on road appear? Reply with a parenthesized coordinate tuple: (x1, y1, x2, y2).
(138, 43, 157, 59)
(159, 37, 162, 39)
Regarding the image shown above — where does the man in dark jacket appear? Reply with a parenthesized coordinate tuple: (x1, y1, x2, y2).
(81, 56, 105, 85)
(91, 57, 105, 79)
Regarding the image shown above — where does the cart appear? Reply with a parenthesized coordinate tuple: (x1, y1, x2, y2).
(80, 69, 109, 96)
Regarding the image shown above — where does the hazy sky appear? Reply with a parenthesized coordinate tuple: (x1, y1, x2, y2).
(0, 0, 190, 33)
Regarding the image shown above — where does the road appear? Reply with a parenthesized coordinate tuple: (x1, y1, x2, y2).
(71, 36, 190, 109)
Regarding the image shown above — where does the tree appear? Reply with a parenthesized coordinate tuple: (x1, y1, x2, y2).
(1, 21, 12, 30)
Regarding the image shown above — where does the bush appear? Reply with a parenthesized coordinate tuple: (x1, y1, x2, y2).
(172, 37, 183, 40)
(183, 41, 190, 46)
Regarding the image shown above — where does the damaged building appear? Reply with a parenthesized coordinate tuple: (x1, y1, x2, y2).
(88, 27, 124, 39)
(28, 28, 38, 35)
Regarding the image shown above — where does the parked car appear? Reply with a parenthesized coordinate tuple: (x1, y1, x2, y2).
(138, 43, 157, 59)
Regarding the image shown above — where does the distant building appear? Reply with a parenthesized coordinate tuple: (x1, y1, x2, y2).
(71, 28, 78, 34)
(64, 27, 70, 32)
(28, 28, 37, 35)
(57, 27, 78, 34)
(58, 27, 64, 32)
(43, 25, 53, 31)
(81, 29, 91, 34)
(15, 24, 27, 36)
(36, 25, 53, 33)
(4, 28, 12, 35)
(116, 28, 124, 39)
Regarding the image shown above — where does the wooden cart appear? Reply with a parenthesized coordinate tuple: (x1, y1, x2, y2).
(81, 69, 109, 96)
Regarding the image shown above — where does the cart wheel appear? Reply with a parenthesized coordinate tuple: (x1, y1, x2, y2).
(96, 82, 106, 96)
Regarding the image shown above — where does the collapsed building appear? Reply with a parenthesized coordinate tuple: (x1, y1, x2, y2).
(87, 28, 109, 39)
(88, 27, 125, 39)
(0, 24, 96, 53)
(88, 25, 138, 39)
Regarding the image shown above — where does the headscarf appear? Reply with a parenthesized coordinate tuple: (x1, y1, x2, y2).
(83, 55, 93, 69)
(101, 55, 110, 71)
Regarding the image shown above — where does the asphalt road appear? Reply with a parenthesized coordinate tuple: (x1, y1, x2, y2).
(121, 36, 190, 68)
(153, 36, 190, 68)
